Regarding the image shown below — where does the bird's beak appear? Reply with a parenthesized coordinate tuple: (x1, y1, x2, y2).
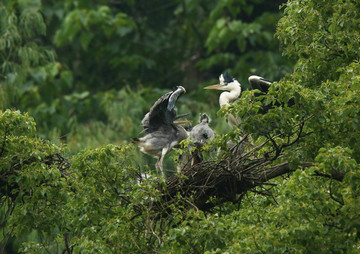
(204, 84, 222, 90)
(174, 120, 190, 125)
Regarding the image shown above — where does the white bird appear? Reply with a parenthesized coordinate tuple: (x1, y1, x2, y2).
(204, 73, 274, 126)
(132, 86, 188, 178)
(204, 73, 242, 126)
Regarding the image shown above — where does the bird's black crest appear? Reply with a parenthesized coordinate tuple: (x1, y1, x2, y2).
(223, 72, 234, 83)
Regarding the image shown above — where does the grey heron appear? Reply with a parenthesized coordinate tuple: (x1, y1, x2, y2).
(132, 86, 188, 178)
(176, 113, 216, 171)
(204, 73, 274, 126)
(189, 113, 216, 165)
(190, 113, 216, 145)
(204, 73, 276, 154)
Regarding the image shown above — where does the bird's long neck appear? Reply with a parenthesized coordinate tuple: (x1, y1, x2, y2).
(219, 86, 241, 107)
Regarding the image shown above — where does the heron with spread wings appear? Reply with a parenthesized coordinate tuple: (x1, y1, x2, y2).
(132, 86, 188, 178)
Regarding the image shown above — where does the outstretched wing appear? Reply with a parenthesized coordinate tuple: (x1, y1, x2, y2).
(142, 86, 186, 133)
(167, 86, 186, 111)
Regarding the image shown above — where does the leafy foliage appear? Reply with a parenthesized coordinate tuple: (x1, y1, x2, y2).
(0, 0, 56, 108)
(2, 0, 291, 149)
(0, 110, 68, 252)
(2, 0, 360, 253)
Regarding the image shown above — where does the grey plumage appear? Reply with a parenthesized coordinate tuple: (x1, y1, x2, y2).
(189, 113, 216, 145)
(188, 113, 216, 166)
(141, 86, 185, 133)
(132, 86, 188, 177)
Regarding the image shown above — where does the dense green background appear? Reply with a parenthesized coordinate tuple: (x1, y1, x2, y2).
(1, 0, 360, 253)
(0, 0, 290, 152)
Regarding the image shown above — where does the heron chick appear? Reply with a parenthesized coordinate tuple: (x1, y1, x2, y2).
(132, 86, 188, 178)
(188, 113, 216, 166)
(190, 113, 216, 145)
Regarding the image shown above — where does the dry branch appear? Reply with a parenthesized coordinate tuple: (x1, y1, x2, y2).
(156, 118, 321, 212)
(163, 154, 313, 211)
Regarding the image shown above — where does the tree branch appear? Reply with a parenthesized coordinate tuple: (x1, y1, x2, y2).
(160, 151, 314, 211)
(155, 118, 320, 213)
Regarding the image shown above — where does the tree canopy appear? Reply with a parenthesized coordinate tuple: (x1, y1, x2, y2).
(1, 0, 360, 253)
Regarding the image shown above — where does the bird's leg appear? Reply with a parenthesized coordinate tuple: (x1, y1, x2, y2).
(156, 147, 168, 178)
(155, 158, 161, 175)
